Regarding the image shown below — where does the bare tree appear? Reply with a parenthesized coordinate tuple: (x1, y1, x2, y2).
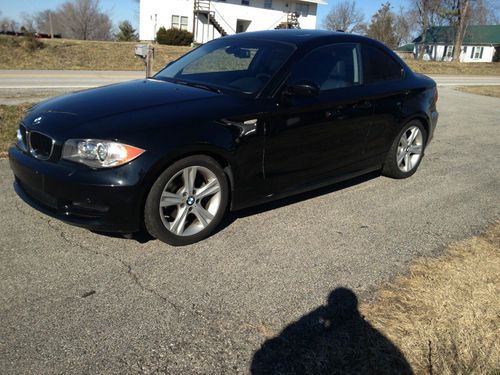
(323, 0, 365, 33)
(0, 16, 18, 32)
(20, 13, 37, 33)
(409, 0, 444, 59)
(450, 0, 472, 61)
(469, 0, 500, 25)
(393, 7, 414, 46)
(59, 0, 112, 40)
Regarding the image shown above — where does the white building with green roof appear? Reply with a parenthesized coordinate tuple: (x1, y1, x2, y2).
(413, 25, 500, 63)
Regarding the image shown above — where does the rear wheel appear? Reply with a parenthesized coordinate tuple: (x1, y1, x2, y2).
(382, 120, 427, 179)
(144, 156, 229, 246)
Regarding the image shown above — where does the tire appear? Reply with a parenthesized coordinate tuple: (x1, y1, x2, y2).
(144, 155, 229, 246)
(382, 120, 427, 179)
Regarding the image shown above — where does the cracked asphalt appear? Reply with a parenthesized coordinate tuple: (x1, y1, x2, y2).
(1, 87, 499, 374)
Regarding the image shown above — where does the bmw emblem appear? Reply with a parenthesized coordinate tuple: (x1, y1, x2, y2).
(32, 116, 43, 125)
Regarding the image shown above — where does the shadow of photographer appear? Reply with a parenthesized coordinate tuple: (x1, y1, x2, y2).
(251, 287, 413, 375)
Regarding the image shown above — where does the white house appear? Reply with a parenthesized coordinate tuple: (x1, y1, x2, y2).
(139, 0, 326, 44)
(412, 25, 500, 63)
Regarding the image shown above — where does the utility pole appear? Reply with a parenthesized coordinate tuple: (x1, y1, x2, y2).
(49, 11, 54, 39)
(153, 14, 157, 42)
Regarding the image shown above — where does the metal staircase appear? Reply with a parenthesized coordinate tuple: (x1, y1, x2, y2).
(275, 12, 301, 29)
(194, 0, 227, 38)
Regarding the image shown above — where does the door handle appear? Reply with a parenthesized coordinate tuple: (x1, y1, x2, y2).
(353, 101, 372, 109)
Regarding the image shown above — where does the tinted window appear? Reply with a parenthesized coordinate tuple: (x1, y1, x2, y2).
(362, 44, 403, 83)
(288, 43, 361, 91)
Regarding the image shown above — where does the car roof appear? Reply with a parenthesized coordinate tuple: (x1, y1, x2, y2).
(224, 29, 374, 47)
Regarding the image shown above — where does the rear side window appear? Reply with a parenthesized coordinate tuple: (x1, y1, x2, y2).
(362, 44, 403, 84)
(288, 43, 361, 92)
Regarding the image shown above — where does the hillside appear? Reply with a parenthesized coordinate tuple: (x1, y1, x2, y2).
(1, 36, 500, 75)
(0, 36, 190, 71)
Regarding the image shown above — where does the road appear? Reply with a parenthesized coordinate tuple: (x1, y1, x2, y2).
(0, 87, 499, 374)
(1, 69, 500, 104)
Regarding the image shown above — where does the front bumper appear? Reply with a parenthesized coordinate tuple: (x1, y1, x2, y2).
(9, 146, 144, 233)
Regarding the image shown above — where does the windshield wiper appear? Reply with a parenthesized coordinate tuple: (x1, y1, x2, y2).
(173, 79, 222, 94)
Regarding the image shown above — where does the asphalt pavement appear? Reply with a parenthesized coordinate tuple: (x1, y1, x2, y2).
(0, 87, 499, 374)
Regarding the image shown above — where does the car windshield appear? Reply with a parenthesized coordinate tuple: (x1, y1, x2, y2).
(154, 38, 295, 95)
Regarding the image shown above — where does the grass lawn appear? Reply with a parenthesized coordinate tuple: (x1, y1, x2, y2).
(0, 103, 31, 157)
(0, 36, 190, 71)
(406, 60, 500, 75)
(359, 221, 500, 374)
(455, 85, 500, 98)
(1, 36, 500, 75)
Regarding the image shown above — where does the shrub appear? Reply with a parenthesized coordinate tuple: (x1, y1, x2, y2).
(156, 27, 193, 46)
(20, 34, 45, 52)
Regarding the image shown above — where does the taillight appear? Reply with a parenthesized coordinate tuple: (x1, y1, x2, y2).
(433, 87, 438, 103)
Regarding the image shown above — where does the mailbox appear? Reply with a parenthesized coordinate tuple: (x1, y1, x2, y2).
(135, 44, 148, 58)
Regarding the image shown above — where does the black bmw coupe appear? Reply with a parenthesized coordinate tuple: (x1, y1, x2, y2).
(9, 30, 438, 245)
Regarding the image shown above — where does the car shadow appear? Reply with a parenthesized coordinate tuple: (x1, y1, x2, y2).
(251, 287, 413, 375)
(93, 171, 381, 244)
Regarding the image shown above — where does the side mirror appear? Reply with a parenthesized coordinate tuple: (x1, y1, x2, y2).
(283, 82, 320, 97)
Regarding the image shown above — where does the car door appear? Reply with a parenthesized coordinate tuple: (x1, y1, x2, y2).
(360, 43, 408, 158)
(263, 43, 374, 194)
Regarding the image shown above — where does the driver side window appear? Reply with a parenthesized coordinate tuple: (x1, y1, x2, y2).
(288, 43, 361, 92)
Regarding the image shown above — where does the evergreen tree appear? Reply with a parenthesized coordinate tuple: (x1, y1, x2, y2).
(115, 20, 138, 42)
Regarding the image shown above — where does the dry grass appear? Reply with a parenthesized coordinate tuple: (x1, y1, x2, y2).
(0, 36, 190, 71)
(455, 85, 500, 98)
(0, 103, 31, 157)
(2, 36, 500, 75)
(362, 221, 500, 374)
(406, 60, 500, 76)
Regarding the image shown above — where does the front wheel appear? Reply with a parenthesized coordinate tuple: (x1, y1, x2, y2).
(144, 156, 229, 246)
(382, 120, 427, 179)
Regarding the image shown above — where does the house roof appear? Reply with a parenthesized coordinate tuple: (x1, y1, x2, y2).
(413, 25, 500, 45)
(396, 43, 414, 52)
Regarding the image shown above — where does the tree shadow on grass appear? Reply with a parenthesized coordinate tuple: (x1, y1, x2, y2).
(251, 287, 413, 375)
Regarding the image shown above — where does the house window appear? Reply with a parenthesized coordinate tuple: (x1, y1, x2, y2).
(172, 15, 188, 30)
(474, 47, 484, 59)
(296, 2, 309, 16)
(446, 46, 454, 58)
(264, 0, 272, 9)
(241, 0, 250, 5)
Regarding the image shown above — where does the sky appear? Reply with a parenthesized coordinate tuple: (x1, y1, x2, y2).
(0, 0, 408, 30)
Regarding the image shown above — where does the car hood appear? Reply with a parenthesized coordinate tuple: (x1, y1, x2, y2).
(26, 79, 220, 126)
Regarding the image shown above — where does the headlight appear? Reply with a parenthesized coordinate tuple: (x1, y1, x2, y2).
(61, 139, 145, 168)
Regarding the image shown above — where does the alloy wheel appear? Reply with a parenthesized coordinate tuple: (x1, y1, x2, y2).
(396, 125, 424, 173)
(158, 166, 222, 236)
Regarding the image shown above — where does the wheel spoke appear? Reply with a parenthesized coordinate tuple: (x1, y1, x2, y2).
(407, 127, 419, 145)
(182, 167, 197, 193)
(196, 179, 220, 200)
(397, 150, 406, 165)
(170, 206, 189, 235)
(408, 144, 422, 155)
(160, 191, 183, 207)
(404, 153, 410, 171)
(400, 135, 408, 148)
(193, 206, 214, 227)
